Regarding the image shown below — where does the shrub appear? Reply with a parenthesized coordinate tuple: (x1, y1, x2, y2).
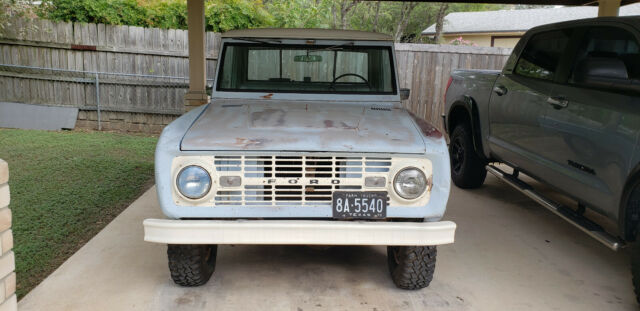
(40, 0, 149, 26)
(204, 0, 272, 32)
(39, 0, 272, 31)
(146, 0, 188, 29)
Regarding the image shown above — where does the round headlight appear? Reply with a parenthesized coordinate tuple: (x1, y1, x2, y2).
(176, 165, 212, 199)
(393, 167, 428, 200)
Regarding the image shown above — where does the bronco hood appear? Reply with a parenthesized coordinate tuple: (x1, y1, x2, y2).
(180, 100, 427, 154)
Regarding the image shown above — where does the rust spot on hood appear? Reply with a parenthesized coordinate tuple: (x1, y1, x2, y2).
(234, 137, 271, 149)
(323, 120, 358, 130)
(323, 120, 334, 128)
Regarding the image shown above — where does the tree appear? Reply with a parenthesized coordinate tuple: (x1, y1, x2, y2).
(204, 0, 272, 32)
(267, 0, 331, 28)
(331, 0, 361, 29)
(433, 2, 448, 43)
(348, 1, 425, 41)
(371, 1, 381, 32)
(393, 2, 417, 42)
(417, 3, 506, 43)
(33, 0, 508, 44)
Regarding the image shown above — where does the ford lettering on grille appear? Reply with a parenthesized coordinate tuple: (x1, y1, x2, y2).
(213, 155, 391, 207)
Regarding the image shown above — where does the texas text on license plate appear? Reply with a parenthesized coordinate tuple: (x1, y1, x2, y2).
(332, 192, 387, 219)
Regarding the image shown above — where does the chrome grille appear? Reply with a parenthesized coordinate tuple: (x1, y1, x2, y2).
(213, 155, 391, 206)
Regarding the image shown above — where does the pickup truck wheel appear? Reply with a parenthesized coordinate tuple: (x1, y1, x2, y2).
(167, 244, 217, 287)
(387, 246, 436, 290)
(628, 183, 640, 303)
(633, 236, 640, 303)
(449, 124, 486, 188)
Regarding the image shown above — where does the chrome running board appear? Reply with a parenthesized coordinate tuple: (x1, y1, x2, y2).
(486, 165, 625, 251)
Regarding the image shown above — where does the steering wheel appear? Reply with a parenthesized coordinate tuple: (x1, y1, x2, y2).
(329, 73, 371, 90)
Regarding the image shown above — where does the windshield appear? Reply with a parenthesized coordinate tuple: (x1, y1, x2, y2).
(216, 43, 396, 94)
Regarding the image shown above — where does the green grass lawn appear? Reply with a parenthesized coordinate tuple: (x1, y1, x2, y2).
(0, 129, 157, 298)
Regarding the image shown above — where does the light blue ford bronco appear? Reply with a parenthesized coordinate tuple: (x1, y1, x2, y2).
(144, 29, 456, 289)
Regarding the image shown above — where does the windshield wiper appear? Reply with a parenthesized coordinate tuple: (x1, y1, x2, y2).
(234, 37, 282, 44)
(310, 42, 355, 52)
(320, 42, 355, 50)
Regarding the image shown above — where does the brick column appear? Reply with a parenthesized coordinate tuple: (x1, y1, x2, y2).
(0, 160, 16, 311)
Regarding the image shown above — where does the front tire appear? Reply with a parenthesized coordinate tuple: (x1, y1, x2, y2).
(449, 123, 487, 188)
(632, 235, 640, 303)
(387, 246, 437, 290)
(627, 182, 640, 303)
(167, 244, 217, 287)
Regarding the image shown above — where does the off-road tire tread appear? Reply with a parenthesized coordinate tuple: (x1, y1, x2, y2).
(629, 182, 640, 303)
(633, 237, 640, 303)
(387, 246, 437, 290)
(167, 244, 216, 287)
(450, 123, 487, 189)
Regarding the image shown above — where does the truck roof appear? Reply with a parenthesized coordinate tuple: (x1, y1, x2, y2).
(529, 16, 640, 33)
(221, 28, 394, 41)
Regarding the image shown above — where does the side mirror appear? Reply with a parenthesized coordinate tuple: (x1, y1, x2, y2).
(400, 88, 410, 100)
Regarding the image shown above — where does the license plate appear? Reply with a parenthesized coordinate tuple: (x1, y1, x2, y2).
(332, 192, 387, 219)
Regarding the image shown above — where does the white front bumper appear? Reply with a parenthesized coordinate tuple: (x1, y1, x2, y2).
(143, 219, 456, 246)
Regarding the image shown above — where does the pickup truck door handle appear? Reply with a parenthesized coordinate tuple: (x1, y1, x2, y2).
(547, 96, 569, 109)
(493, 85, 508, 96)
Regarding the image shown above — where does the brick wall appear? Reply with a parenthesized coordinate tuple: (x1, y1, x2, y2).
(0, 160, 16, 311)
(75, 111, 178, 134)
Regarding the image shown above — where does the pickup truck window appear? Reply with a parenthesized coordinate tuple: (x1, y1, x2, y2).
(217, 43, 396, 94)
(569, 26, 640, 91)
(514, 30, 572, 81)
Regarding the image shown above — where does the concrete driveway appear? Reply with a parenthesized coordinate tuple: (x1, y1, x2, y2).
(19, 174, 636, 310)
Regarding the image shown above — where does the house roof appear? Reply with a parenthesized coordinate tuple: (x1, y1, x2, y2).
(222, 28, 393, 41)
(422, 3, 640, 35)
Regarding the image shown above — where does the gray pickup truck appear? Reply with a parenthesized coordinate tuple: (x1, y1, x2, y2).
(443, 17, 640, 300)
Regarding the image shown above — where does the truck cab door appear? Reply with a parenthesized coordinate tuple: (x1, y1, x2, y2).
(542, 25, 640, 218)
(488, 28, 573, 181)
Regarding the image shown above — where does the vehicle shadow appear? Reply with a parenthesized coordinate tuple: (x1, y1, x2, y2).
(219, 244, 389, 282)
(152, 243, 467, 311)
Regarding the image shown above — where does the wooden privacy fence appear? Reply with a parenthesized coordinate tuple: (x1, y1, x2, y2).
(395, 44, 511, 128)
(0, 19, 512, 130)
(0, 18, 220, 116)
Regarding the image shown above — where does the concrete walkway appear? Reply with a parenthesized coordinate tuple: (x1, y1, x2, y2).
(19, 174, 636, 310)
